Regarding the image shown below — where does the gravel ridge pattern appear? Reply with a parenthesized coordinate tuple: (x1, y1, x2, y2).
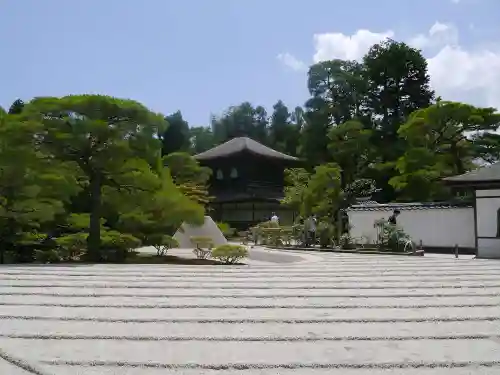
(1, 251, 500, 374)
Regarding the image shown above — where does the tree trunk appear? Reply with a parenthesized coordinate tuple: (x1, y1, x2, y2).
(0, 219, 8, 264)
(0, 195, 14, 264)
(450, 142, 465, 175)
(87, 173, 102, 261)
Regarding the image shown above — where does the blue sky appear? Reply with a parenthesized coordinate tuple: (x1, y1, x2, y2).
(1, 0, 499, 125)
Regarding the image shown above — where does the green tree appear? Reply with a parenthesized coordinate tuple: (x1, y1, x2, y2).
(286, 106, 304, 156)
(269, 100, 291, 151)
(328, 120, 373, 188)
(471, 132, 500, 164)
(24, 95, 166, 260)
(363, 39, 435, 201)
(8, 99, 25, 115)
(301, 96, 331, 165)
(283, 162, 376, 242)
(390, 101, 500, 201)
(163, 152, 212, 206)
(189, 126, 215, 154)
(304, 163, 343, 220)
(302, 60, 366, 165)
(281, 168, 311, 214)
(0, 113, 79, 263)
(115, 167, 204, 249)
(302, 164, 376, 219)
(211, 102, 268, 144)
(364, 39, 434, 138)
(159, 110, 190, 156)
(389, 147, 448, 201)
(308, 60, 365, 123)
(283, 163, 376, 220)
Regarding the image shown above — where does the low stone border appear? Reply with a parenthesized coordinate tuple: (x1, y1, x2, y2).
(262, 245, 419, 256)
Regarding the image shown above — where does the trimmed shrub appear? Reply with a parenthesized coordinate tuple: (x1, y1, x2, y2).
(260, 227, 283, 247)
(340, 233, 355, 249)
(211, 244, 248, 264)
(280, 226, 293, 246)
(101, 231, 142, 262)
(374, 219, 412, 252)
(55, 232, 88, 261)
(258, 220, 280, 229)
(34, 249, 61, 264)
(251, 220, 280, 245)
(317, 221, 335, 248)
(146, 234, 178, 256)
(291, 223, 306, 246)
(190, 236, 214, 259)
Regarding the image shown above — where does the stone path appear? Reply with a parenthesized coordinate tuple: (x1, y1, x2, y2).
(0, 252, 499, 374)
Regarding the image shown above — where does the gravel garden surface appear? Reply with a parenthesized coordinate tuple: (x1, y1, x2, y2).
(0, 249, 500, 374)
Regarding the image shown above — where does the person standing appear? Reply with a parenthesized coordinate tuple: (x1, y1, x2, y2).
(388, 209, 400, 225)
(304, 215, 317, 247)
(308, 215, 317, 246)
(270, 212, 279, 224)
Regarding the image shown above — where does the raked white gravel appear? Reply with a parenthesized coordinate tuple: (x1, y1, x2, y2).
(0, 249, 500, 374)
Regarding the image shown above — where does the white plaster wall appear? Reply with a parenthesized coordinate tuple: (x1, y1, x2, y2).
(347, 210, 388, 245)
(347, 207, 475, 248)
(475, 197, 500, 237)
(476, 189, 500, 197)
(475, 189, 500, 258)
(477, 238, 500, 258)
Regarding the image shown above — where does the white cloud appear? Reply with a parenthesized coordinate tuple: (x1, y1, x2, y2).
(313, 29, 395, 62)
(277, 22, 500, 110)
(276, 52, 307, 72)
(427, 46, 500, 108)
(409, 22, 459, 49)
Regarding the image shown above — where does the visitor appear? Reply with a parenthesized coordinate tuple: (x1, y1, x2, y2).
(388, 209, 400, 225)
(307, 215, 317, 246)
(303, 216, 310, 247)
(270, 212, 279, 224)
(303, 215, 316, 247)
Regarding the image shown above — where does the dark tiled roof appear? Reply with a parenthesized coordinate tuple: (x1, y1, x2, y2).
(444, 162, 500, 184)
(356, 200, 379, 205)
(355, 198, 379, 205)
(347, 202, 472, 212)
(194, 137, 299, 161)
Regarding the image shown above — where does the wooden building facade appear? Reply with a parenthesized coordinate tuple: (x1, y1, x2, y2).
(194, 137, 301, 229)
